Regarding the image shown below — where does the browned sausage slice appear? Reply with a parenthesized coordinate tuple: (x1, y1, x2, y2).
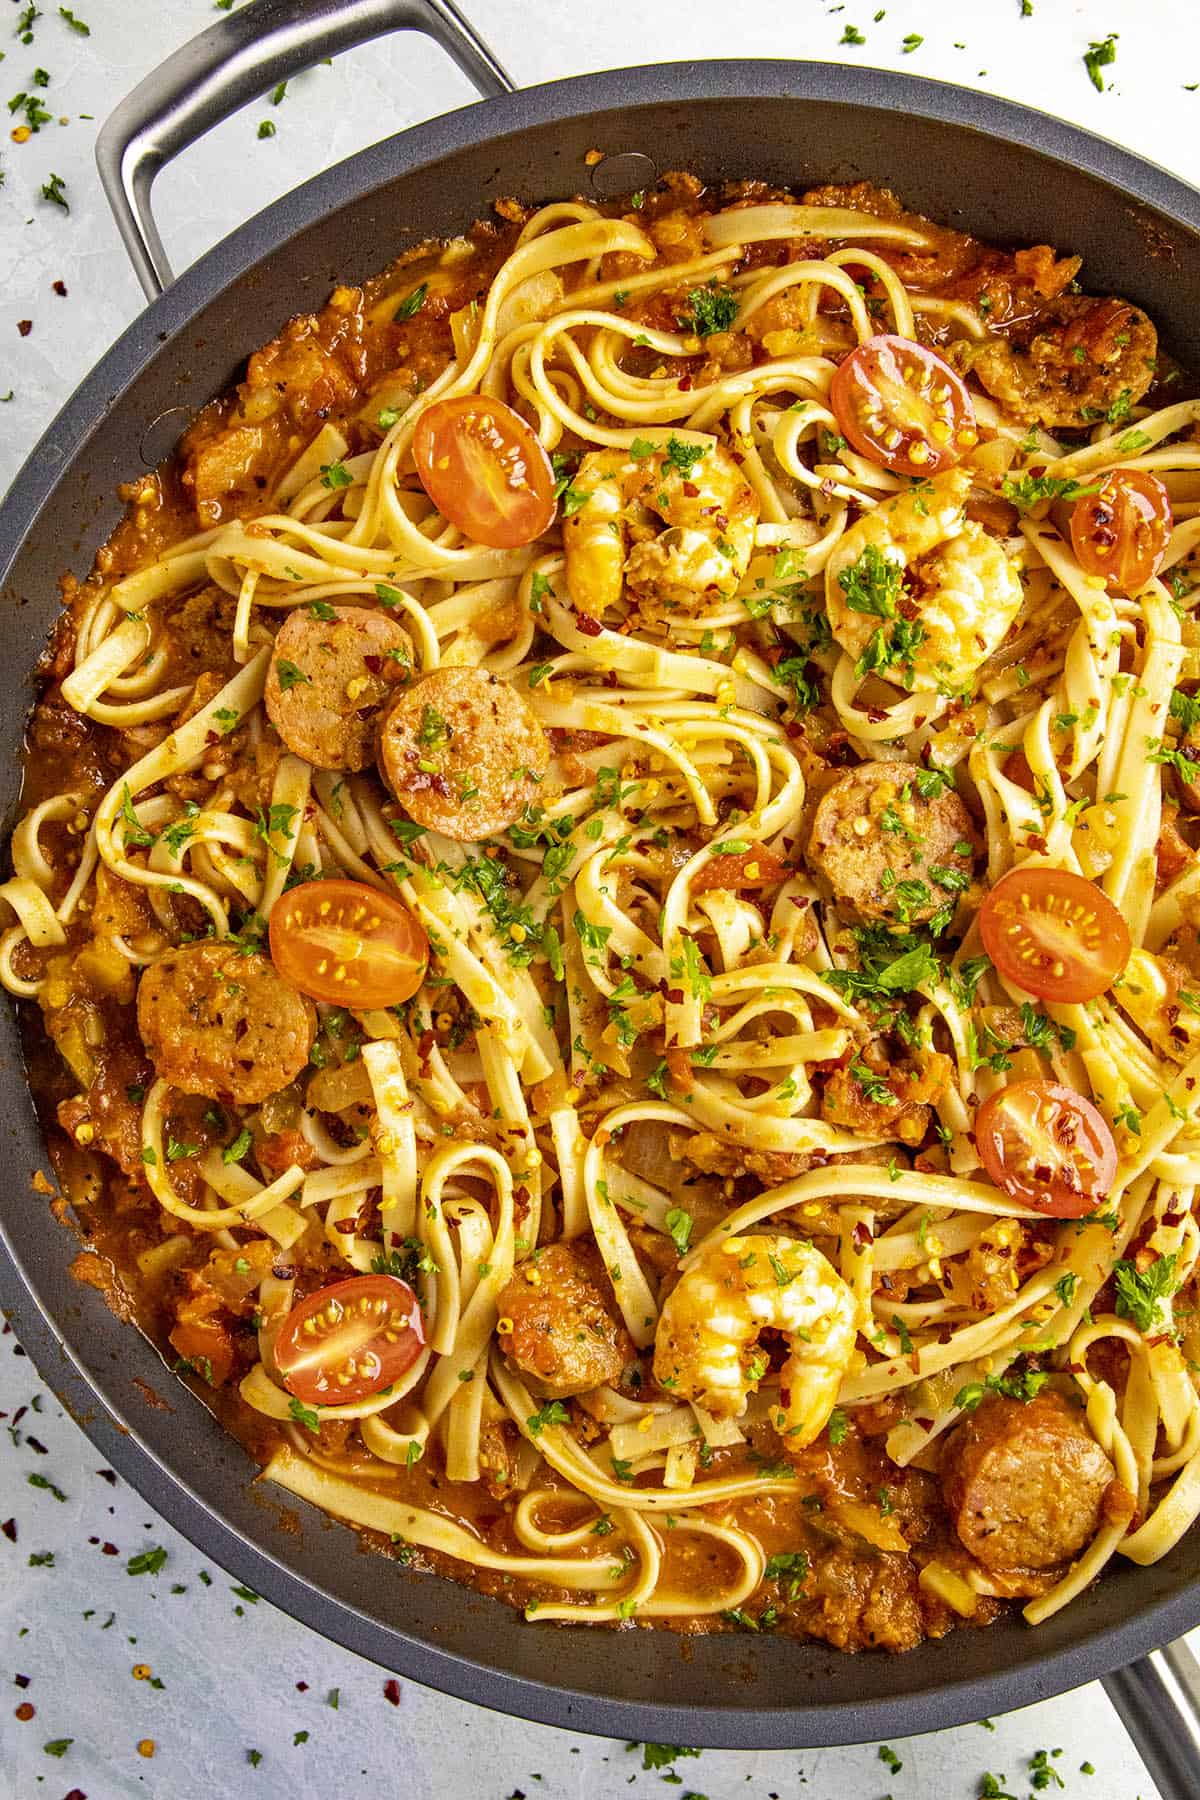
(137, 941, 316, 1105)
(264, 605, 412, 771)
(941, 1390, 1114, 1572)
(806, 760, 977, 925)
(967, 296, 1157, 432)
(377, 665, 549, 841)
(496, 1241, 632, 1397)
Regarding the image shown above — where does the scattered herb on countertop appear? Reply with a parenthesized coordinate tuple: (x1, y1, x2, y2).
(1084, 33, 1118, 92)
(126, 1545, 167, 1576)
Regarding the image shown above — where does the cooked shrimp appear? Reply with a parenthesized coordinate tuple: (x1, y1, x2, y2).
(653, 1232, 857, 1447)
(562, 436, 758, 617)
(824, 468, 1023, 692)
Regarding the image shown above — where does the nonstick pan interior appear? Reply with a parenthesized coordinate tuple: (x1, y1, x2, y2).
(4, 62, 1200, 1747)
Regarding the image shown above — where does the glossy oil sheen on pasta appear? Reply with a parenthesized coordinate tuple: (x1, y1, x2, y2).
(9, 172, 1200, 1653)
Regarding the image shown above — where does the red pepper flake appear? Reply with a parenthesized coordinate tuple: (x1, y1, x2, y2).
(52, 280, 67, 297)
(1, 1518, 16, 1542)
(295, 1680, 309, 1692)
(15, 1701, 35, 1721)
(383, 1678, 401, 1706)
(363, 655, 382, 674)
(101, 1542, 118, 1556)
(96, 1468, 117, 1485)
(14, 1675, 30, 1688)
(17, 320, 32, 337)
(64, 1791, 88, 1800)
(574, 611, 602, 637)
(682, 481, 700, 497)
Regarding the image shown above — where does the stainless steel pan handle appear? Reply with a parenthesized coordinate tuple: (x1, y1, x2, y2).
(1103, 1639, 1200, 1800)
(95, 0, 514, 299)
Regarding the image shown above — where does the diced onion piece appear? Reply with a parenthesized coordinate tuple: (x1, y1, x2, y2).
(919, 1560, 980, 1617)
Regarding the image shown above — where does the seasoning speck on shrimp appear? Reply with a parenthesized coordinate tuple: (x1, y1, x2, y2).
(824, 468, 1023, 692)
(562, 434, 758, 617)
(653, 1233, 857, 1447)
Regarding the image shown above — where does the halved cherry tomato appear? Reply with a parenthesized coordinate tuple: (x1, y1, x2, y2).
(275, 1275, 425, 1406)
(975, 1078, 1117, 1217)
(1069, 468, 1172, 594)
(412, 395, 556, 549)
(978, 865, 1130, 1004)
(829, 333, 977, 477)
(691, 844, 790, 893)
(269, 878, 427, 1008)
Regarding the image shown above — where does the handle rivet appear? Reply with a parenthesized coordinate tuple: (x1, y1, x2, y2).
(588, 151, 658, 200)
(139, 406, 193, 469)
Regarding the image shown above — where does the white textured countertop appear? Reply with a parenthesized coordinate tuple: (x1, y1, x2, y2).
(2, 2, 1200, 1796)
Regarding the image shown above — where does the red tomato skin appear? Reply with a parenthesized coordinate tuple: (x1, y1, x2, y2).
(413, 395, 556, 549)
(269, 878, 428, 1009)
(275, 1275, 425, 1406)
(691, 845, 790, 893)
(978, 866, 1131, 1004)
(975, 1079, 1117, 1218)
(1069, 469, 1172, 594)
(830, 334, 977, 477)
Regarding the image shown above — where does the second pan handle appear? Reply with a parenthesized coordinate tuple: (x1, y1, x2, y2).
(95, 0, 515, 301)
(1102, 1637, 1200, 1800)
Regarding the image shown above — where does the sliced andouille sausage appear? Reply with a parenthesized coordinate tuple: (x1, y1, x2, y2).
(264, 605, 413, 771)
(496, 1241, 632, 1397)
(377, 664, 549, 841)
(967, 296, 1157, 432)
(805, 759, 977, 925)
(941, 1390, 1115, 1573)
(137, 940, 316, 1105)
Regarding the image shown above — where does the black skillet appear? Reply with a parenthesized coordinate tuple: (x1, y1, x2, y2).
(1, 0, 1200, 1781)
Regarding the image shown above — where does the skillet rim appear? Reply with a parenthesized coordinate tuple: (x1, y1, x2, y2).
(2, 56, 1200, 1749)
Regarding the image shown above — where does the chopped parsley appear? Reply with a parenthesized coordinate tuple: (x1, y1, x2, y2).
(839, 542, 902, 619)
(662, 434, 709, 480)
(1084, 32, 1118, 93)
(274, 659, 310, 692)
(288, 1398, 321, 1435)
(664, 1207, 693, 1257)
(681, 283, 738, 337)
(1000, 472, 1101, 513)
(119, 785, 154, 848)
(126, 1545, 168, 1576)
(955, 1365, 1050, 1410)
(1113, 1253, 1178, 1333)
(825, 938, 939, 1003)
(526, 1401, 570, 1436)
(393, 282, 428, 322)
(635, 1745, 702, 1772)
(40, 171, 68, 211)
(1170, 687, 1200, 735)
(222, 1127, 253, 1165)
